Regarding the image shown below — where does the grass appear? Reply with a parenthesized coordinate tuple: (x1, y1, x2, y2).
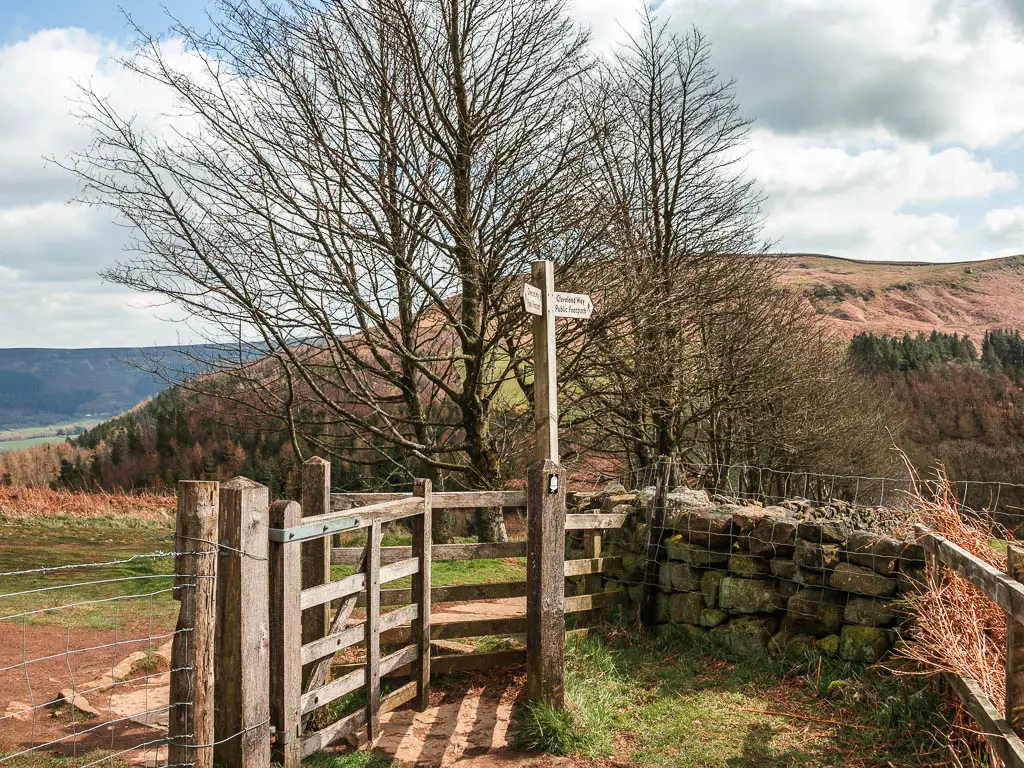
(0, 515, 177, 629)
(511, 626, 951, 767)
(0, 436, 68, 453)
(331, 532, 526, 591)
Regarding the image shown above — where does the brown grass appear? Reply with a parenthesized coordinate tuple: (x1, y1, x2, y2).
(894, 463, 1008, 764)
(0, 484, 174, 520)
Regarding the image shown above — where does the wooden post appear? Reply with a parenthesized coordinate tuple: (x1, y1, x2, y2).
(366, 520, 383, 741)
(214, 477, 270, 768)
(269, 500, 302, 768)
(526, 459, 566, 706)
(301, 457, 332, 688)
(169, 481, 218, 768)
(640, 457, 671, 627)
(532, 260, 558, 463)
(1008, 544, 1024, 733)
(412, 479, 432, 710)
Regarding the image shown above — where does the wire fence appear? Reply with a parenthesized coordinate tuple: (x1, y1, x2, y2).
(0, 546, 209, 768)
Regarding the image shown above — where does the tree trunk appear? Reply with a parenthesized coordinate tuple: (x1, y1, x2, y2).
(468, 443, 507, 543)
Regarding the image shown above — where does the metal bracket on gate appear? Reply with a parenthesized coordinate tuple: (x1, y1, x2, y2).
(268, 515, 361, 543)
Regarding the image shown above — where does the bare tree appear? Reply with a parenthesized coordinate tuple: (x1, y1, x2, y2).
(572, 14, 773, 471)
(571, 13, 894, 480)
(67, 0, 595, 541)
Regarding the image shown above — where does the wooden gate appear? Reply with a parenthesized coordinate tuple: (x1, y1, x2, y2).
(268, 474, 432, 767)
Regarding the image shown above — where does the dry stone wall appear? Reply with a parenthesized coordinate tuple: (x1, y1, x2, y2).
(570, 485, 925, 662)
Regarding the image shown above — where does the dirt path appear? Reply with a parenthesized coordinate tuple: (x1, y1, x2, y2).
(0, 622, 174, 765)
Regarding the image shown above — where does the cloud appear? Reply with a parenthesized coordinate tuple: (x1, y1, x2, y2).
(0, 28, 201, 346)
(3, 4, 1024, 346)
(643, 0, 1024, 148)
(747, 131, 1017, 260)
(985, 205, 1024, 244)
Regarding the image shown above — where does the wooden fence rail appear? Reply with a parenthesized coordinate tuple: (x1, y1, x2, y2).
(917, 526, 1024, 767)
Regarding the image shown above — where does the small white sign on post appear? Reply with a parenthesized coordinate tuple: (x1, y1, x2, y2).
(522, 283, 543, 317)
(553, 292, 593, 319)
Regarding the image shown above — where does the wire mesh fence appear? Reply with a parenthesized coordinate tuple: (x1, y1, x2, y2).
(0, 545, 208, 768)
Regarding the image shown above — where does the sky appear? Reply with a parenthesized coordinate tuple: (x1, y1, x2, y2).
(3, 0, 1024, 348)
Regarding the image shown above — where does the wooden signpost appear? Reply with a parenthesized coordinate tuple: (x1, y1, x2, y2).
(523, 260, 593, 707)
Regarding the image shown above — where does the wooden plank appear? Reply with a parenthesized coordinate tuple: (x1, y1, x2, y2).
(332, 649, 526, 680)
(269, 499, 303, 768)
(381, 615, 528, 645)
(366, 520, 382, 742)
(640, 458, 671, 627)
(214, 478, 270, 768)
(532, 260, 559, 463)
(301, 667, 364, 716)
(300, 681, 417, 758)
(169, 481, 218, 768)
(920, 532, 1024, 626)
(380, 557, 419, 584)
(300, 623, 365, 666)
(412, 479, 432, 711)
(332, 540, 526, 566)
(584, 528, 602, 600)
(301, 458, 332, 693)
(300, 571, 366, 611)
(1009, 544, 1024, 735)
(358, 580, 528, 607)
(565, 591, 622, 614)
(564, 557, 621, 578)
(330, 490, 526, 512)
(379, 603, 419, 633)
(947, 673, 1024, 768)
(302, 497, 424, 529)
(526, 459, 566, 706)
(565, 514, 628, 530)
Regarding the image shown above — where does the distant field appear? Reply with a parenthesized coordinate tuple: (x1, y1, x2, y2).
(0, 418, 102, 453)
(0, 436, 67, 453)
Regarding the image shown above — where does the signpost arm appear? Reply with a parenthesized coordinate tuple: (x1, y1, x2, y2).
(532, 260, 559, 463)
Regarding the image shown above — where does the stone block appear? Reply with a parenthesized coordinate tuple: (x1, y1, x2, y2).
(748, 519, 797, 559)
(701, 570, 727, 608)
(899, 540, 926, 570)
(669, 591, 706, 624)
(898, 567, 926, 592)
(786, 588, 846, 636)
(844, 531, 901, 576)
(770, 558, 798, 581)
(731, 505, 787, 533)
(719, 577, 785, 614)
(729, 553, 771, 578)
(665, 535, 730, 566)
(669, 562, 704, 592)
(658, 562, 674, 591)
(844, 597, 896, 627)
(839, 624, 894, 663)
(770, 629, 816, 657)
(699, 608, 729, 628)
(830, 562, 897, 597)
(797, 520, 851, 544)
(817, 634, 840, 654)
(776, 579, 799, 599)
(680, 509, 735, 551)
(715, 617, 778, 657)
(655, 591, 670, 623)
(794, 539, 840, 571)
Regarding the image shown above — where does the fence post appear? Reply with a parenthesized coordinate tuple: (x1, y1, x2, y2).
(412, 479, 432, 710)
(215, 477, 271, 768)
(640, 457, 671, 627)
(1008, 544, 1024, 733)
(169, 481, 218, 768)
(366, 520, 383, 741)
(526, 459, 566, 706)
(301, 457, 332, 688)
(269, 500, 302, 768)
